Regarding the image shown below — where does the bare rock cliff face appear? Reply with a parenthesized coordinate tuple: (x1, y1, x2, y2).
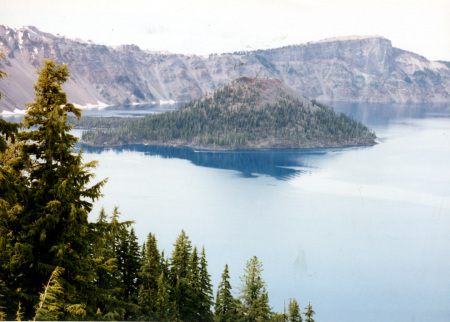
(0, 26, 449, 112)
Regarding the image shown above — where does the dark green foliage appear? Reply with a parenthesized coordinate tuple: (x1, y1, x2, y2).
(155, 266, 173, 321)
(288, 298, 302, 322)
(139, 232, 164, 320)
(271, 312, 288, 322)
(87, 207, 137, 320)
(164, 231, 215, 321)
(0, 60, 107, 319)
(170, 230, 196, 320)
(198, 247, 214, 321)
(190, 247, 201, 318)
(0, 118, 19, 153)
(76, 79, 375, 148)
(0, 55, 25, 320)
(303, 302, 315, 322)
(215, 264, 236, 321)
(116, 227, 141, 319)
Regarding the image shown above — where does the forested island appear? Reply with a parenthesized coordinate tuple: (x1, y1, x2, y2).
(77, 77, 376, 149)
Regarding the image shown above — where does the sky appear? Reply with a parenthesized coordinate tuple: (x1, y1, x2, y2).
(1, 0, 449, 61)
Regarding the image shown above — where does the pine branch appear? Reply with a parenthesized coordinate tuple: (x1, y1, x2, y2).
(34, 266, 65, 321)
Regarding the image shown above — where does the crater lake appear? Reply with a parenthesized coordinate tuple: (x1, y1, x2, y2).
(59, 102, 450, 321)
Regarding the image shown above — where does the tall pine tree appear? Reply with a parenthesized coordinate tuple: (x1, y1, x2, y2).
(239, 256, 271, 321)
(198, 247, 214, 321)
(215, 264, 236, 322)
(303, 302, 315, 322)
(116, 227, 141, 319)
(0, 60, 106, 319)
(139, 232, 162, 320)
(190, 246, 201, 319)
(0, 52, 22, 319)
(88, 207, 139, 319)
(170, 230, 196, 321)
(155, 252, 174, 321)
(288, 298, 302, 322)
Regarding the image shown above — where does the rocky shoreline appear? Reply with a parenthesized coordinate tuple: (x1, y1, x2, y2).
(80, 136, 377, 150)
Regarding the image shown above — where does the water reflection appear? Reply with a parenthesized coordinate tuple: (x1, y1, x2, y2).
(81, 144, 335, 180)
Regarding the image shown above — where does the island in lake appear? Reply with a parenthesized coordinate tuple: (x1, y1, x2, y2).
(78, 77, 376, 149)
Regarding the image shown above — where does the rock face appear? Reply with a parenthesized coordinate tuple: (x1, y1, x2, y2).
(0, 26, 449, 112)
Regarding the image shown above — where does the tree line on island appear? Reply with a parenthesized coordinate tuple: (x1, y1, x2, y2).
(0, 60, 316, 320)
(76, 77, 376, 149)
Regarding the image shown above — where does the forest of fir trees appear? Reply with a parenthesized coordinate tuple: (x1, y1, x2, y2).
(0, 58, 316, 321)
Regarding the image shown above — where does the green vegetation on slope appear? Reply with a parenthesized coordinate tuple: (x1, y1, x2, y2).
(77, 77, 376, 149)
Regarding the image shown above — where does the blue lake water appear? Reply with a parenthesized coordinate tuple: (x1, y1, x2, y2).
(5, 102, 450, 321)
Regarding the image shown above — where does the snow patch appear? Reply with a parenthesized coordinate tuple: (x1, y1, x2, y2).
(159, 99, 177, 105)
(73, 101, 110, 110)
(18, 31, 23, 45)
(0, 108, 27, 116)
(130, 102, 154, 106)
(33, 47, 38, 55)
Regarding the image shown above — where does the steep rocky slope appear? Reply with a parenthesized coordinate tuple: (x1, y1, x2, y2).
(0, 26, 449, 113)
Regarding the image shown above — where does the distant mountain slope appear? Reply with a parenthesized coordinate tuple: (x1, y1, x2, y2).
(78, 77, 376, 149)
(0, 26, 449, 113)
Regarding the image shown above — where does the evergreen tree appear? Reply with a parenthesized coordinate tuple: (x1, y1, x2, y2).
(0, 279, 8, 321)
(0, 54, 23, 319)
(33, 266, 86, 321)
(155, 270, 172, 321)
(198, 247, 214, 321)
(88, 208, 122, 319)
(88, 207, 134, 320)
(270, 312, 287, 322)
(303, 302, 315, 322)
(170, 230, 195, 321)
(0, 60, 106, 319)
(190, 246, 201, 318)
(89, 209, 118, 293)
(288, 298, 301, 322)
(215, 264, 236, 322)
(116, 227, 141, 319)
(139, 232, 162, 320)
(156, 253, 174, 321)
(239, 256, 271, 321)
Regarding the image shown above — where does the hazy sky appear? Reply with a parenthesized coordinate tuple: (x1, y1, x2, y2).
(2, 0, 449, 60)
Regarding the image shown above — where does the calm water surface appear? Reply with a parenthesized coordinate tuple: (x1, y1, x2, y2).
(73, 103, 448, 321)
